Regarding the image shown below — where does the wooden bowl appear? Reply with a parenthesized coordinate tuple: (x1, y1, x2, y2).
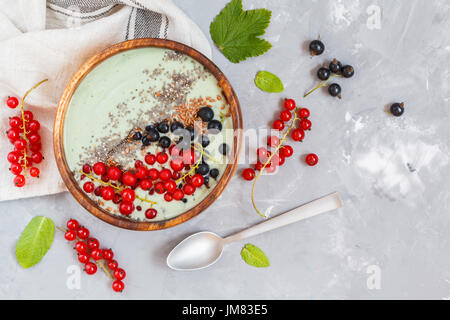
(54, 38, 243, 231)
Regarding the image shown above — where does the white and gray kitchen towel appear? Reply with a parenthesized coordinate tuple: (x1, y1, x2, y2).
(0, 0, 211, 202)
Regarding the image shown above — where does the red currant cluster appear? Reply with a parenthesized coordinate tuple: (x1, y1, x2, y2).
(242, 99, 318, 182)
(64, 219, 126, 292)
(81, 143, 208, 218)
(5, 80, 47, 187)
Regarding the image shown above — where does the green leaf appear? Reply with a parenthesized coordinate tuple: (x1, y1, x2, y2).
(254, 71, 284, 93)
(210, 0, 272, 63)
(16, 216, 55, 268)
(241, 243, 270, 268)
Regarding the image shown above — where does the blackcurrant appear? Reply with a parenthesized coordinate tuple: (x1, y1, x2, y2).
(317, 67, 331, 81)
(203, 176, 210, 185)
(390, 103, 405, 117)
(341, 65, 354, 78)
(159, 136, 171, 148)
(309, 40, 325, 56)
(207, 120, 222, 133)
(209, 168, 219, 179)
(219, 143, 229, 155)
(328, 83, 341, 97)
(141, 136, 151, 146)
(170, 121, 184, 133)
(146, 128, 160, 142)
(133, 131, 142, 141)
(196, 163, 210, 176)
(145, 124, 156, 132)
(329, 59, 342, 74)
(197, 107, 214, 122)
(186, 126, 196, 141)
(157, 122, 169, 133)
(199, 135, 210, 148)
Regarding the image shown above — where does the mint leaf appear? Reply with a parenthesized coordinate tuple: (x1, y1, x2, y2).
(241, 243, 270, 268)
(255, 71, 284, 93)
(210, 0, 272, 63)
(16, 216, 55, 268)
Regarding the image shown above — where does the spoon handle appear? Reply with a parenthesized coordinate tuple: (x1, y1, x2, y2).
(224, 192, 343, 244)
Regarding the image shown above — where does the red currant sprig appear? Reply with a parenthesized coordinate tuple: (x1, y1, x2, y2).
(61, 219, 126, 293)
(6, 79, 47, 187)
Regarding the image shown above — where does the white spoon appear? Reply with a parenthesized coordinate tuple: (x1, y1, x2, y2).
(167, 192, 343, 271)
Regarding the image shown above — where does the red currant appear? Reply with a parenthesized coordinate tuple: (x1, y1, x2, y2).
(121, 188, 135, 202)
(28, 120, 40, 132)
(14, 174, 26, 187)
(183, 183, 195, 195)
(144, 153, 156, 165)
(29, 143, 41, 152)
(164, 192, 173, 202)
(83, 181, 94, 193)
(112, 193, 122, 204)
(7, 151, 21, 163)
(23, 111, 33, 121)
(9, 116, 21, 129)
(64, 230, 77, 241)
(284, 99, 296, 110)
(112, 280, 125, 292)
(77, 227, 90, 240)
(6, 97, 19, 109)
(10, 163, 22, 175)
(93, 162, 106, 176)
(257, 147, 268, 162)
(75, 241, 87, 254)
(280, 110, 292, 122)
(156, 152, 168, 164)
(122, 172, 137, 187)
(134, 160, 143, 168)
(139, 179, 152, 190)
(164, 180, 177, 193)
(135, 166, 147, 179)
(114, 268, 126, 280)
(78, 253, 90, 264)
(145, 208, 157, 219)
(84, 262, 97, 275)
(148, 168, 159, 180)
(29, 167, 40, 177)
(31, 152, 43, 164)
(298, 108, 310, 118)
(82, 164, 91, 174)
(14, 139, 26, 150)
(159, 169, 172, 181)
(265, 163, 276, 173)
(182, 149, 196, 165)
(108, 260, 118, 270)
(191, 174, 204, 187)
(291, 128, 305, 142)
(281, 145, 293, 158)
(119, 201, 134, 215)
(300, 119, 312, 131)
(170, 158, 184, 171)
(102, 249, 114, 261)
(90, 248, 103, 260)
(267, 136, 280, 148)
(305, 153, 319, 166)
(94, 186, 103, 197)
(173, 189, 184, 201)
(107, 166, 122, 180)
(87, 237, 99, 250)
(273, 119, 285, 131)
(7, 129, 20, 141)
(67, 219, 79, 230)
(254, 161, 263, 171)
(154, 182, 165, 194)
(242, 168, 255, 181)
(28, 133, 40, 144)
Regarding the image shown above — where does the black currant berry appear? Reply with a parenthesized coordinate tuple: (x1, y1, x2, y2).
(209, 168, 219, 179)
(170, 121, 184, 133)
(390, 103, 405, 117)
(219, 143, 229, 155)
(146, 128, 160, 142)
(328, 83, 341, 97)
(199, 135, 210, 148)
(157, 122, 169, 133)
(141, 136, 151, 146)
(133, 131, 142, 141)
(203, 176, 210, 186)
(207, 120, 222, 133)
(309, 40, 325, 56)
(317, 67, 331, 81)
(196, 163, 210, 176)
(329, 59, 342, 74)
(341, 65, 354, 78)
(159, 136, 171, 148)
(145, 124, 156, 132)
(197, 107, 214, 122)
(186, 126, 196, 141)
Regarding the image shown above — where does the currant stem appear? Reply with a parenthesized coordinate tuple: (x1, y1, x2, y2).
(304, 74, 341, 98)
(177, 144, 204, 184)
(19, 79, 48, 177)
(251, 110, 300, 218)
(80, 171, 158, 205)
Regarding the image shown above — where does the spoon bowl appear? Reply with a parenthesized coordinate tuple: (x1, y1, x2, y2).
(167, 232, 224, 271)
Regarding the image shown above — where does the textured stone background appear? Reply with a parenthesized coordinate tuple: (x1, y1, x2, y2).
(1, 0, 449, 299)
